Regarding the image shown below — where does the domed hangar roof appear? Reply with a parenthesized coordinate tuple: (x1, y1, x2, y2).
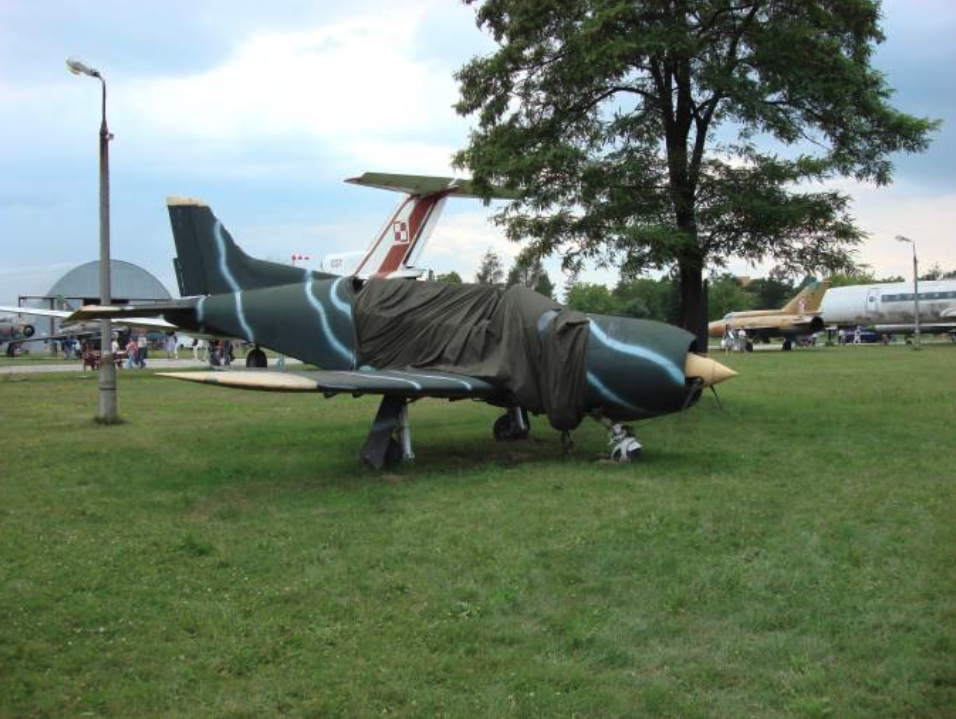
(46, 260, 172, 307)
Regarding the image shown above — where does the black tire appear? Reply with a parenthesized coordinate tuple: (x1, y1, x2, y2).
(745, 341, 754, 353)
(246, 347, 268, 368)
(782, 339, 792, 351)
(493, 410, 531, 441)
(493, 413, 513, 441)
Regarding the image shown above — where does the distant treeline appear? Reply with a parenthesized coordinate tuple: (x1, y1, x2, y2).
(437, 249, 955, 324)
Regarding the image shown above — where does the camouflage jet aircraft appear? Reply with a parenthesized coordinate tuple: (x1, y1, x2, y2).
(70, 173, 738, 468)
(708, 280, 830, 351)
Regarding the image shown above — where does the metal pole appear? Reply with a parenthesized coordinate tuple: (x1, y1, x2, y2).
(912, 244, 921, 351)
(97, 75, 118, 421)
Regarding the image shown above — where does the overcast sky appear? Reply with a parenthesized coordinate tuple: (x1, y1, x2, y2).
(1, 0, 953, 306)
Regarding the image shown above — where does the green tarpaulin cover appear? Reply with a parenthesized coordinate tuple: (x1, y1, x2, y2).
(353, 279, 590, 430)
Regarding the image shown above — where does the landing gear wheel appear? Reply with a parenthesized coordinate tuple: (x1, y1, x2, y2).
(383, 437, 404, 469)
(782, 339, 792, 351)
(745, 341, 754, 353)
(246, 347, 268, 368)
(493, 409, 530, 441)
(608, 423, 642, 462)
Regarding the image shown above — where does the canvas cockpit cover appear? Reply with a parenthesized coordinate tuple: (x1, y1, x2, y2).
(353, 279, 590, 430)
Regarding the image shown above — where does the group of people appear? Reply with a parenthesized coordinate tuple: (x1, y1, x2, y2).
(187, 337, 236, 365)
(721, 327, 749, 353)
(123, 334, 151, 368)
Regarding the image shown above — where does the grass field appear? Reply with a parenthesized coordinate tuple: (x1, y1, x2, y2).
(1, 346, 954, 718)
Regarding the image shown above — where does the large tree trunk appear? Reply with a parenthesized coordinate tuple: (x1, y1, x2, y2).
(678, 257, 704, 349)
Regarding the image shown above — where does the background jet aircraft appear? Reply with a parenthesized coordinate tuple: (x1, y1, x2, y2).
(708, 280, 830, 351)
(821, 279, 956, 336)
(72, 180, 737, 468)
(318, 172, 514, 279)
(0, 316, 37, 355)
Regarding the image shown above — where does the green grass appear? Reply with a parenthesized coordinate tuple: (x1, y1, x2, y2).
(1, 346, 954, 718)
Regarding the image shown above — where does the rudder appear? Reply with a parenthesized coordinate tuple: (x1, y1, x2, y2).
(167, 197, 333, 296)
(781, 279, 831, 314)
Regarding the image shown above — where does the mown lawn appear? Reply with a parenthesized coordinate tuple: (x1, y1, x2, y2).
(1, 345, 954, 718)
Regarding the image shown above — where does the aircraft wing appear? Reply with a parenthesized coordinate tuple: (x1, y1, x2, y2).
(157, 368, 501, 399)
(0, 304, 177, 330)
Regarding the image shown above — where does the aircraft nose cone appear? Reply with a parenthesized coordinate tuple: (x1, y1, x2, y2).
(684, 353, 738, 387)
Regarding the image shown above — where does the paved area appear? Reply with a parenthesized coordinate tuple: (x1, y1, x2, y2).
(0, 357, 301, 375)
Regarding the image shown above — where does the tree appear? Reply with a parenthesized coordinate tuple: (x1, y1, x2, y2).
(454, 0, 938, 335)
(565, 282, 617, 315)
(474, 248, 505, 286)
(613, 277, 679, 322)
(707, 274, 754, 321)
(745, 276, 795, 310)
(435, 270, 463, 284)
(505, 246, 555, 297)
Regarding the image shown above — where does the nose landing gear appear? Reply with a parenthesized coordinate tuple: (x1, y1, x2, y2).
(608, 422, 642, 462)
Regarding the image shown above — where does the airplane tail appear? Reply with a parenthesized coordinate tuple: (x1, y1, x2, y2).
(344, 172, 516, 279)
(781, 279, 830, 314)
(167, 197, 333, 296)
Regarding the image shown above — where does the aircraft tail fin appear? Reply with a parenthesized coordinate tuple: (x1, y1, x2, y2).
(167, 197, 333, 296)
(781, 279, 831, 315)
(344, 172, 516, 279)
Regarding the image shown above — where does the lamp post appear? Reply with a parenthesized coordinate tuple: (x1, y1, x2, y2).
(67, 56, 118, 421)
(895, 235, 921, 351)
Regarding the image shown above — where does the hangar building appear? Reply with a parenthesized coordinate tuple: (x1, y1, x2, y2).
(19, 259, 173, 343)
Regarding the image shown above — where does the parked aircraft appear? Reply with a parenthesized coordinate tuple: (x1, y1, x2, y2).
(0, 316, 36, 355)
(0, 173, 453, 363)
(708, 280, 830, 350)
(820, 279, 956, 335)
(69, 174, 738, 468)
(319, 172, 506, 279)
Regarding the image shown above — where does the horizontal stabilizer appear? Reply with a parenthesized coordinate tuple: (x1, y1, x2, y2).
(346, 172, 517, 200)
(68, 303, 188, 323)
(158, 368, 500, 398)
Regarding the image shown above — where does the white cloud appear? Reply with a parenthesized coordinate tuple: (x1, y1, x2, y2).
(121, 6, 460, 153)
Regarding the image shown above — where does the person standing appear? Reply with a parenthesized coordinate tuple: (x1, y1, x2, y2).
(136, 334, 148, 368)
(125, 337, 137, 369)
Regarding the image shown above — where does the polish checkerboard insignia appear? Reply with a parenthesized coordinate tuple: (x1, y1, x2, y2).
(393, 221, 409, 244)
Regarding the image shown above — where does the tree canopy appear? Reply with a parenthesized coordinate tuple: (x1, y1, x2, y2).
(454, 0, 938, 334)
(474, 248, 505, 285)
(505, 246, 555, 297)
(435, 270, 464, 284)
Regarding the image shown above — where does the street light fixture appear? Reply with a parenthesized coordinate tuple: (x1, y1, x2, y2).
(67, 56, 118, 421)
(895, 235, 921, 351)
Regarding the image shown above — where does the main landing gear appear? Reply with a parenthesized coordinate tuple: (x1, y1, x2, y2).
(360, 396, 414, 470)
(245, 345, 268, 368)
(493, 407, 530, 441)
